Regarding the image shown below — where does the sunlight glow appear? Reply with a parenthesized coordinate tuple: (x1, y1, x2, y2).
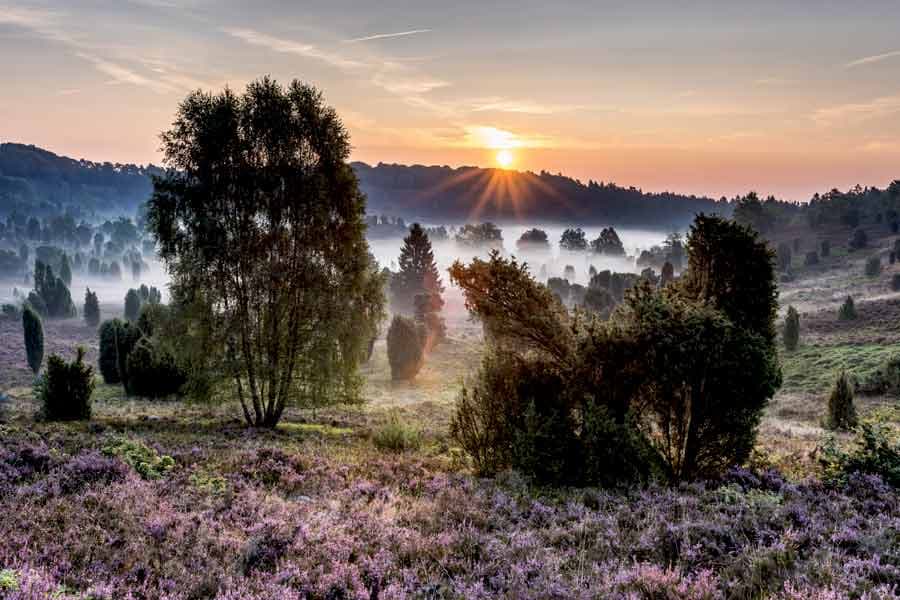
(496, 149, 514, 168)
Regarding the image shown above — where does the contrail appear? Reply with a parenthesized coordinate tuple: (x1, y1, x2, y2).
(344, 29, 432, 43)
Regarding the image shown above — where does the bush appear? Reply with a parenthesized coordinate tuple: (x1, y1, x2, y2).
(804, 251, 819, 266)
(865, 255, 881, 277)
(124, 288, 141, 321)
(125, 337, 186, 398)
(838, 295, 857, 320)
(386, 315, 425, 381)
(37, 347, 94, 421)
(83, 288, 100, 327)
(826, 372, 857, 431)
(864, 354, 900, 395)
(849, 228, 868, 251)
(22, 306, 43, 374)
(372, 412, 422, 452)
(893, 274, 900, 292)
(776, 242, 791, 271)
(98, 319, 123, 383)
(820, 239, 830, 257)
(820, 423, 900, 488)
(783, 306, 799, 351)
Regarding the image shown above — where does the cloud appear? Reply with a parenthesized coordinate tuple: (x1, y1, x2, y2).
(462, 125, 555, 149)
(344, 29, 432, 43)
(812, 94, 900, 126)
(845, 50, 900, 69)
(223, 27, 364, 70)
(469, 98, 584, 115)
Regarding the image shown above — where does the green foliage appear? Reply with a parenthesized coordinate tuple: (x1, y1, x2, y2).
(98, 319, 123, 384)
(124, 288, 141, 321)
(864, 255, 881, 277)
(148, 77, 383, 427)
(37, 347, 94, 421)
(83, 288, 100, 327)
(372, 412, 422, 452)
(838, 295, 857, 320)
(22, 305, 43, 374)
(820, 422, 900, 487)
(0, 569, 19, 591)
(783, 306, 800, 351)
(102, 437, 175, 479)
(826, 372, 857, 431)
(864, 354, 900, 395)
(125, 337, 186, 398)
(386, 315, 425, 381)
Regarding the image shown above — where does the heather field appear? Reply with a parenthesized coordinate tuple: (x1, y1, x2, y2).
(2, 254, 900, 599)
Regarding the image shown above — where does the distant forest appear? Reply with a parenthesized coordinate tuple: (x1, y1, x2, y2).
(1, 143, 728, 228)
(0, 143, 162, 218)
(354, 162, 730, 227)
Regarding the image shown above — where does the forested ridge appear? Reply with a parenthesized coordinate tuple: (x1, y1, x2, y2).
(1, 142, 727, 227)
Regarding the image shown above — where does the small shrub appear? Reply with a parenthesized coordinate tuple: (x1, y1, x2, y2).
(125, 337, 186, 398)
(98, 319, 123, 383)
(0, 569, 18, 591)
(826, 371, 857, 431)
(373, 413, 422, 452)
(803, 251, 819, 266)
(783, 306, 800, 351)
(386, 315, 425, 381)
(863, 354, 900, 395)
(820, 422, 900, 488)
(102, 437, 175, 479)
(37, 347, 94, 421)
(776, 242, 792, 271)
(820, 239, 830, 257)
(124, 288, 141, 321)
(849, 228, 868, 251)
(838, 295, 857, 320)
(893, 274, 900, 292)
(22, 305, 43, 374)
(865, 255, 881, 277)
(83, 288, 100, 327)
(51, 450, 129, 495)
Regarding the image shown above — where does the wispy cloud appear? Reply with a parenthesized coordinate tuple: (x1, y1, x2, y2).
(344, 29, 432, 43)
(470, 98, 584, 115)
(845, 50, 900, 69)
(812, 94, 900, 126)
(223, 27, 364, 70)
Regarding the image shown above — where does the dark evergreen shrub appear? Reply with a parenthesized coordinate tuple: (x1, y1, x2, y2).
(893, 274, 900, 292)
(783, 306, 800, 351)
(776, 242, 792, 271)
(838, 295, 857, 320)
(386, 315, 425, 381)
(820, 239, 830, 257)
(865, 256, 881, 277)
(22, 305, 43, 374)
(124, 289, 141, 321)
(804, 251, 819, 266)
(83, 288, 100, 328)
(98, 319, 124, 384)
(827, 372, 857, 431)
(547, 277, 570, 302)
(125, 337, 186, 398)
(38, 347, 94, 421)
(660, 261, 675, 286)
(891, 251, 897, 265)
(849, 228, 868, 251)
(116, 323, 143, 395)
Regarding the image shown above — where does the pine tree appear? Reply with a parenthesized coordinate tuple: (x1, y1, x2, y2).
(783, 305, 800, 351)
(124, 288, 141, 321)
(23, 305, 44, 374)
(827, 371, 857, 430)
(84, 288, 100, 328)
(838, 295, 857, 320)
(390, 223, 445, 315)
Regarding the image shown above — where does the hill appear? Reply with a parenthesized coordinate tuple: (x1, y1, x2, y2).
(354, 162, 729, 227)
(0, 143, 728, 227)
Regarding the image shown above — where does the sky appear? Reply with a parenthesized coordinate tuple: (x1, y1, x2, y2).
(2, 0, 900, 201)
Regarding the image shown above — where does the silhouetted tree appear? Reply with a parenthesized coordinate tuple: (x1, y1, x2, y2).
(516, 228, 550, 252)
(590, 227, 625, 256)
(783, 306, 800, 351)
(22, 305, 43, 374)
(387, 315, 425, 380)
(83, 288, 100, 327)
(124, 289, 141, 321)
(560, 228, 588, 252)
(148, 77, 384, 427)
(390, 223, 444, 316)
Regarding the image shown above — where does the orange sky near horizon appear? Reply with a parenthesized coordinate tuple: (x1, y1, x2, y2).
(3, 1, 900, 202)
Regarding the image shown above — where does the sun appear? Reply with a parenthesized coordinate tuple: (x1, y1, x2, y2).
(495, 149, 514, 168)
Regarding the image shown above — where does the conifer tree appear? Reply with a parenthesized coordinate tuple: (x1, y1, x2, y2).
(84, 288, 100, 328)
(390, 223, 445, 316)
(22, 305, 44, 374)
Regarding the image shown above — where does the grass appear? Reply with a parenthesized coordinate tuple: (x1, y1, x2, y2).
(780, 342, 900, 393)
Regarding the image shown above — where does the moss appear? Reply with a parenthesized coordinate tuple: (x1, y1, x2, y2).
(102, 437, 175, 479)
(0, 569, 19, 591)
